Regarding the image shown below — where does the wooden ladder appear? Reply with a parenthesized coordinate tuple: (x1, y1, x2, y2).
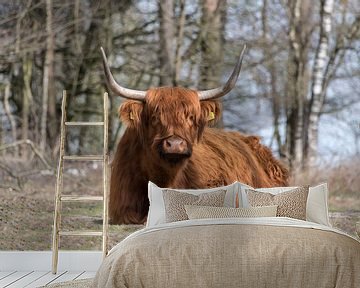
(52, 91, 110, 274)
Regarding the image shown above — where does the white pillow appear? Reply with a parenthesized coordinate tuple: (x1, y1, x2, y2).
(147, 181, 238, 227)
(238, 182, 330, 227)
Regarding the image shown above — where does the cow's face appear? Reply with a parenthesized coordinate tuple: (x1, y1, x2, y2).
(119, 87, 221, 165)
(102, 45, 245, 164)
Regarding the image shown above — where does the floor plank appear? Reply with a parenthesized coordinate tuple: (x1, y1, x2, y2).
(48, 271, 84, 284)
(7, 271, 48, 288)
(0, 271, 32, 287)
(24, 271, 66, 288)
(0, 271, 96, 287)
(75, 271, 96, 280)
(0, 271, 16, 281)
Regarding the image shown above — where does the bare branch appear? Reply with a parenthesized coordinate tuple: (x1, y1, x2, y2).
(0, 140, 53, 170)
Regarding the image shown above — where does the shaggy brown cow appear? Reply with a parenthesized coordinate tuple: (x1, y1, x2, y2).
(101, 46, 288, 224)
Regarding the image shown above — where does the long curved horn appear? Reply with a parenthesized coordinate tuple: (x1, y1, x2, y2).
(198, 44, 246, 101)
(100, 47, 147, 101)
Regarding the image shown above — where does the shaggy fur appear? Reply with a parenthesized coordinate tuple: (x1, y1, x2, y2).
(110, 87, 288, 224)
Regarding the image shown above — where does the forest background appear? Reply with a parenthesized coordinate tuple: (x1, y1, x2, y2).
(0, 0, 359, 250)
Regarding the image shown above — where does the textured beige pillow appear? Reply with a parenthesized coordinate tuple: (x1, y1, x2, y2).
(184, 205, 278, 219)
(162, 189, 226, 223)
(246, 186, 309, 220)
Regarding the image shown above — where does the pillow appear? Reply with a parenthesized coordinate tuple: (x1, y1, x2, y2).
(257, 183, 330, 226)
(184, 205, 278, 219)
(239, 183, 330, 226)
(147, 181, 239, 227)
(162, 189, 226, 223)
(245, 186, 309, 220)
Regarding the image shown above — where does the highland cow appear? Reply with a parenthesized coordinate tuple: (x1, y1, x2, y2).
(101, 46, 288, 224)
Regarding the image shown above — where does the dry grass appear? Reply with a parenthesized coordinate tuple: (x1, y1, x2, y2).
(0, 156, 359, 251)
(291, 158, 360, 236)
(291, 158, 360, 210)
(0, 158, 144, 251)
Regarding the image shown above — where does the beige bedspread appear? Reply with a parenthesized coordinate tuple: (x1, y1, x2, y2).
(92, 218, 360, 288)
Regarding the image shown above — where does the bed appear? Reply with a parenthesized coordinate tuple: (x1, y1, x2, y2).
(92, 182, 360, 288)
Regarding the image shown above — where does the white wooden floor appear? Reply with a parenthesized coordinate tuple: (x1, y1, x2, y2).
(0, 270, 95, 288)
(0, 251, 102, 288)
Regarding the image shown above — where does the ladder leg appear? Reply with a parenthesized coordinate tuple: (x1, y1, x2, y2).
(102, 92, 109, 259)
(52, 91, 67, 274)
(102, 156, 109, 259)
(52, 162, 63, 274)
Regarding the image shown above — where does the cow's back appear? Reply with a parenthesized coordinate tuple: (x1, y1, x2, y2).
(176, 128, 288, 189)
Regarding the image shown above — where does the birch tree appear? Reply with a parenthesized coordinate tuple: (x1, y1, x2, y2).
(276, 0, 358, 170)
(307, 0, 334, 166)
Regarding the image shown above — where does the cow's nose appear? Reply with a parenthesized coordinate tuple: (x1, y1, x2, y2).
(163, 136, 187, 154)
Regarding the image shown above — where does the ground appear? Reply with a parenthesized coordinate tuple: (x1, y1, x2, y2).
(0, 162, 143, 251)
(0, 162, 359, 250)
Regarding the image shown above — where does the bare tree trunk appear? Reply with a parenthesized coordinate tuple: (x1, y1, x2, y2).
(0, 110, 2, 147)
(199, 0, 226, 89)
(11, 0, 31, 157)
(4, 82, 18, 155)
(22, 53, 33, 159)
(47, 45, 56, 148)
(174, 0, 186, 86)
(199, 0, 226, 127)
(74, 0, 81, 52)
(40, 0, 55, 152)
(158, 0, 175, 86)
(261, 0, 283, 156)
(307, 0, 334, 167)
(103, 1, 114, 150)
(285, 0, 303, 170)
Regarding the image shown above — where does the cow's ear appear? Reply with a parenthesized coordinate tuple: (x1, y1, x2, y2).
(200, 100, 222, 127)
(119, 101, 144, 129)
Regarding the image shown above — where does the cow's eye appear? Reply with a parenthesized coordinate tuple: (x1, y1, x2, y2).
(188, 115, 195, 122)
(151, 115, 158, 126)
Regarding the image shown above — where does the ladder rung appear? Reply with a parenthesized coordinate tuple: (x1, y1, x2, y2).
(65, 121, 104, 126)
(63, 155, 103, 161)
(59, 231, 103, 236)
(60, 195, 103, 202)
